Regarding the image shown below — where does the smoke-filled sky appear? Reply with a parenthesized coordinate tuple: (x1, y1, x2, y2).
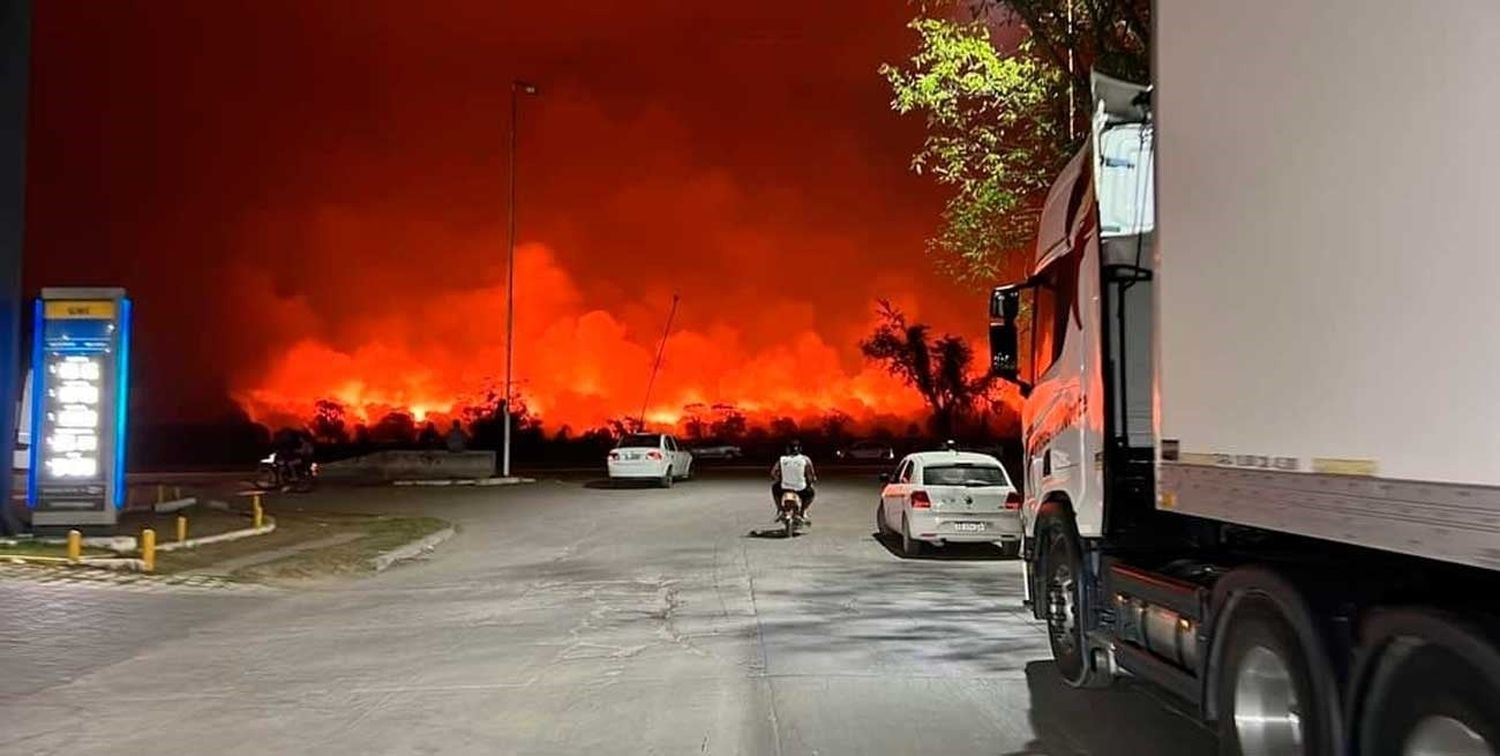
(25, 1, 985, 431)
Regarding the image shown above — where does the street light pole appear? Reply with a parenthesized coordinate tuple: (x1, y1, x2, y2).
(503, 80, 537, 479)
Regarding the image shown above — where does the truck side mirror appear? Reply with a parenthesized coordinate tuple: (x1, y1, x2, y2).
(990, 321, 1019, 380)
(990, 285, 1022, 378)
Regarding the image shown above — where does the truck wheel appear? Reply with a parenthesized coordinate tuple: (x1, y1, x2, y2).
(1038, 516, 1110, 688)
(1215, 596, 1325, 756)
(1358, 640, 1499, 756)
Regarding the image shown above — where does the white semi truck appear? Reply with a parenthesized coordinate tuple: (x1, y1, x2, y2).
(987, 2, 1500, 754)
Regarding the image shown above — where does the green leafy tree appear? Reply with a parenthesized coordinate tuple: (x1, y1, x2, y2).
(883, 0, 1149, 283)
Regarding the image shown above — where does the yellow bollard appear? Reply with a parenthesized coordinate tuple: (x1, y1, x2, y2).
(141, 529, 156, 573)
(66, 530, 82, 563)
(253, 494, 264, 529)
(176, 515, 188, 543)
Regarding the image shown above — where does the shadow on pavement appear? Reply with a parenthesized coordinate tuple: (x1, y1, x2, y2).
(1008, 660, 1217, 756)
(871, 532, 1013, 561)
(746, 527, 801, 539)
(582, 479, 666, 490)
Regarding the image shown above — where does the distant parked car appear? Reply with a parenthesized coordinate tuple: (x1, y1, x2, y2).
(607, 433, 693, 487)
(875, 449, 1021, 557)
(835, 441, 895, 462)
(689, 443, 742, 461)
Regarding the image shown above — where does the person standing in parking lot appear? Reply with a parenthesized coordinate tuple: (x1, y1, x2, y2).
(771, 440, 816, 524)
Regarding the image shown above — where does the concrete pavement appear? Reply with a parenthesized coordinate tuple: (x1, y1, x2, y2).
(0, 471, 1214, 755)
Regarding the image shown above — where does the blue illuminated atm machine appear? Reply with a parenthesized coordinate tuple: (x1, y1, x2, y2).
(26, 287, 132, 531)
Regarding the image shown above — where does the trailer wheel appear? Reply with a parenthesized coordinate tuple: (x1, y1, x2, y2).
(1358, 640, 1499, 756)
(1038, 515, 1110, 689)
(1215, 596, 1326, 756)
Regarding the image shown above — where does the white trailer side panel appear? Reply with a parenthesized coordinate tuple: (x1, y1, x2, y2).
(1155, 0, 1500, 568)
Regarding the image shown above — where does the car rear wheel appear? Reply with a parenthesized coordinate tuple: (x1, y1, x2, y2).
(660, 469, 674, 488)
(901, 515, 926, 557)
(875, 501, 893, 537)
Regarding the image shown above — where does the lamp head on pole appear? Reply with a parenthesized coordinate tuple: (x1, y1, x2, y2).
(514, 80, 539, 96)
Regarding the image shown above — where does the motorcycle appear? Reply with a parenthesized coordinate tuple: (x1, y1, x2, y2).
(254, 451, 318, 493)
(777, 490, 806, 538)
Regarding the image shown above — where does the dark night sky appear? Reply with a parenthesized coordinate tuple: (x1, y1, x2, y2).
(24, 2, 979, 429)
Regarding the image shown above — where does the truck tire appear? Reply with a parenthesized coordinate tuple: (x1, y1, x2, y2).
(1357, 639, 1500, 756)
(1037, 515, 1110, 689)
(1214, 596, 1327, 756)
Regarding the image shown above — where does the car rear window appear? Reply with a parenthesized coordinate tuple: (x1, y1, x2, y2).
(617, 434, 663, 449)
(923, 464, 1009, 487)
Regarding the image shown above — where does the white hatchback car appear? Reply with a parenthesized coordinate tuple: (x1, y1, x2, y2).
(607, 433, 693, 487)
(876, 450, 1021, 557)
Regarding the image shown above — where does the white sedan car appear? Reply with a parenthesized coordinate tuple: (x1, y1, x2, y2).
(876, 450, 1021, 557)
(607, 433, 693, 487)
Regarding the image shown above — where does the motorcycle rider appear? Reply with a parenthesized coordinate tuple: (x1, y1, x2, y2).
(273, 428, 315, 483)
(771, 440, 816, 524)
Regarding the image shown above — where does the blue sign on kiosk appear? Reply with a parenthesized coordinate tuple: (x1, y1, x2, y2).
(27, 287, 132, 529)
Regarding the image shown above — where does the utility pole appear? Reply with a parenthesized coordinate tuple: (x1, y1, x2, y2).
(1066, 0, 1076, 141)
(638, 294, 679, 429)
(502, 80, 538, 479)
(0, 0, 30, 535)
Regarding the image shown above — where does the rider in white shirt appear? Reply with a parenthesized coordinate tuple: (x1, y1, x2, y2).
(771, 440, 817, 523)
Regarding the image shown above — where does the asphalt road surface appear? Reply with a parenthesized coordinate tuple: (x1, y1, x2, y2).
(0, 470, 1215, 755)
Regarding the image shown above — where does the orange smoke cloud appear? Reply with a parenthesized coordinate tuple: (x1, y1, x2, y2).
(237, 243, 930, 432)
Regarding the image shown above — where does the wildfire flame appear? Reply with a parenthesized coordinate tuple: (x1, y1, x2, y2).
(236, 244, 932, 434)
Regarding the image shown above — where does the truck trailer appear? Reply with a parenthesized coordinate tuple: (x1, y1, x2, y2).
(987, 1, 1500, 754)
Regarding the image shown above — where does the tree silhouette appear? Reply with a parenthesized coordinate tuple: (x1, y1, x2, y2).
(311, 399, 349, 446)
(709, 404, 748, 442)
(370, 411, 417, 446)
(682, 403, 709, 441)
(860, 300, 995, 438)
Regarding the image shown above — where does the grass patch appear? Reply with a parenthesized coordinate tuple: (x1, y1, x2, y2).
(234, 515, 450, 581)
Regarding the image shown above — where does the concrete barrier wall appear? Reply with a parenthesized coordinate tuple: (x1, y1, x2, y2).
(320, 450, 495, 481)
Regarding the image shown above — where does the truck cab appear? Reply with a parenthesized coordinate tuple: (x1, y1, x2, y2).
(989, 73, 1160, 622)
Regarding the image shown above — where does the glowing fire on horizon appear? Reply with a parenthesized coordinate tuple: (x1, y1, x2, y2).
(235, 244, 934, 435)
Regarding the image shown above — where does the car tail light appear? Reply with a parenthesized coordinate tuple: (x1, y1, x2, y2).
(1005, 491, 1022, 510)
(910, 491, 931, 509)
(647, 450, 663, 460)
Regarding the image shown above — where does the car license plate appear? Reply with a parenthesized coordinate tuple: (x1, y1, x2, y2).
(953, 522, 986, 532)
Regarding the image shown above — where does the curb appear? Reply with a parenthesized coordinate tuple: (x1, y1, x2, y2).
(79, 557, 148, 572)
(0, 555, 146, 572)
(154, 521, 276, 553)
(369, 527, 456, 572)
(392, 477, 535, 487)
(153, 496, 198, 513)
(22, 535, 139, 552)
